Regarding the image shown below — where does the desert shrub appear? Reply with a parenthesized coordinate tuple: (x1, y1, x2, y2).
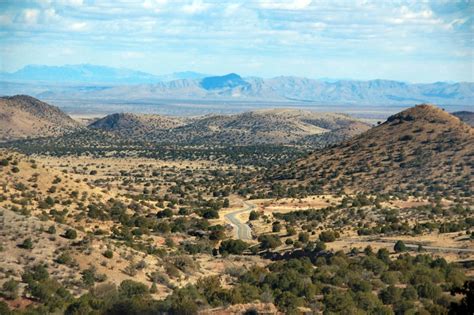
(394, 240, 407, 252)
(249, 211, 260, 220)
(47, 225, 56, 234)
(219, 239, 249, 255)
(319, 230, 339, 242)
(64, 229, 77, 239)
(119, 280, 149, 299)
(56, 252, 73, 265)
(298, 232, 310, 243)
(1, 279, 19, 300)
(103, 250, 114, 259)
(379, 285, 402, 305)
(272, 222, 282, 232)
(258, 234, 282, 249)
(19, 237, 33, 249)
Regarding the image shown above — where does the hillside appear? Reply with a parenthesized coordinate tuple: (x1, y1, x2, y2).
(89, 113, 186, 137)
(0, 95, 81, 141)
(269, 104, 474, 196)
(89, 109, 371, 146)
(453, 111, 474, 126)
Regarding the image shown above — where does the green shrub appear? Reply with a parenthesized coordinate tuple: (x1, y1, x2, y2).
(103, 250, 114, 259)
(394, 240, 407, 252)
(219, 239, 249, 255)
(64, 229, 77, 239)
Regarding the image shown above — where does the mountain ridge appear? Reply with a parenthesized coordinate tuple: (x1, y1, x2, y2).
(1, 64, 473, 106)
(0, 64, 209, 84)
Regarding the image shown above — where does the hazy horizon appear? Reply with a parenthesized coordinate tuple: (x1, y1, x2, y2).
(2, 63, 473, 84)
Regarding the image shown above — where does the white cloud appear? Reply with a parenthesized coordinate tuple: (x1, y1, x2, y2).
(61, 0, 84, 6)
(259, 0, 312, 10)
(387, 5, 450, 30)
(69, 21, 88, 31)
(311, 22, 326, 31)
(122, 51, 145, 59)
(182, 0, 210, 14)
(143, 0, 168, 12)
(224, 3, 241, 16)
(22, 9, 40, 24)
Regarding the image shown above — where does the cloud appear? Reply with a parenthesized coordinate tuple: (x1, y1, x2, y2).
(22, 9, 40, 24)
(259, 0, 312, 10)
(69, 21, 88, 31)
(57, 0, 84, 6)
(0, 0, 472, 81)
(182, 0, 210, 14)
(121, 51, 145, 59)
(143, 0, 168, 12)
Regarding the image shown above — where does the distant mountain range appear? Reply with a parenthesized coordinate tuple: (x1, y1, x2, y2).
(0, 64, 208, 84)
(0, 64, 473, 106)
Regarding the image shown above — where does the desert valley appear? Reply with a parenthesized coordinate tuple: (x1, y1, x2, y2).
(0, 93, 472, 314)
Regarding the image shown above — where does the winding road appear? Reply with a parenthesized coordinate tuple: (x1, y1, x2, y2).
(224, 201, 255, 240)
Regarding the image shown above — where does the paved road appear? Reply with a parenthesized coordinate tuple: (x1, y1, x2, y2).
(345, 238, 474, 253)
(224, 201, 255, 240)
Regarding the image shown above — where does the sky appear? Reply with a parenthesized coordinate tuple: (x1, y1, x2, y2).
(0, 0, 473, 82)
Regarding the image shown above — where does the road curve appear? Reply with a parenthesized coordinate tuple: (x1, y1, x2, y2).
(224, 201, 255, 240)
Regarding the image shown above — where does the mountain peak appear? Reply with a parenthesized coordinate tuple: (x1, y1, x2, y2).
(200, 73, 249, 90)
(387, 103, 460, 125)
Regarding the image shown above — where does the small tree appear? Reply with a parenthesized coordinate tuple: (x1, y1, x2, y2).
(394, 240, 406, 253)
(219, 239, 249, 255)
(47, 225, 56, 234)
(272, 222, 282, 233)
(64, 229, 77, 239)
(19, 238, 33, 249)
(249, 211, 260, 221)
(2, 279, 19, 300)
(103, 250, 114, 259)
(319, 230, 338, 242)
(298, 232, 310, 243)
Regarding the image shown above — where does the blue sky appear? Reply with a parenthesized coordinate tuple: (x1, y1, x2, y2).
(0, 0, 473, 82)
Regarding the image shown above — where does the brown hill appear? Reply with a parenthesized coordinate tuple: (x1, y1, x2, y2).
(89, 108, 370, 146)
(270, 104, 474, 196)
(0, 95, 81, 140)
(89, 112, 186, 137)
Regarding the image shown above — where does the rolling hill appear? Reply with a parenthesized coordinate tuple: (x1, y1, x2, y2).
(89, 113, 187, 138)
(89, 108, 371, 146)
(0, 95, 82, 141)
(269, 104, 474, 196)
